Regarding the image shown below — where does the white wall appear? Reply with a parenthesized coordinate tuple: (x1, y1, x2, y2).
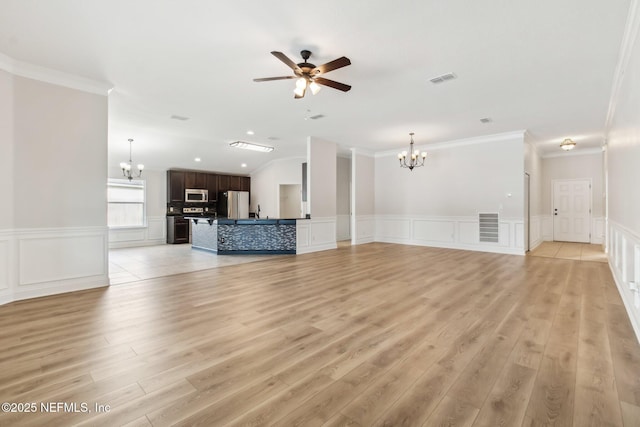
(373, 132, 525, 255)
(351, 149, 375, 245)
(540, 152, 605, 243)
(0, 70, 13, 230)
(108, 167, 167, 248)
(605, 2, 640, 341)
(14, 76, 108, 228)
(297, 137, 337, 253)
(0, 63, 110, 305)
(524, 135, 543, 249)
(250, 157, 305, 219)
(336, 156, 351, 241)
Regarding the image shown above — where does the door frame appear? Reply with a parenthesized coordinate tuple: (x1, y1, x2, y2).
(551, 178, 592, 243)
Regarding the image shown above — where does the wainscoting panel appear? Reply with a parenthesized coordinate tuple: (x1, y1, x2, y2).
(296, 221, 310, 248)
(375, 215, 524, 255)
(608, 220, 640, 342)
(458, 221, 478, 245)
(336, 214, 350, 241)
(592, 216, 605, 244)
(109, 216, 167, 249)
(12, 227, 109, 301)
(147, 216, 167, 241)
(413, 219, 455, 243)
(541, 215, 553, 241)
(375, 218, 411, 241)
(353, 215, 375, 245)
(296, 218, 337, 254)
(529, 216, 543, 250)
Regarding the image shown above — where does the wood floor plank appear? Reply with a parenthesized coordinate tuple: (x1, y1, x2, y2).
(0, 242, 638, 426)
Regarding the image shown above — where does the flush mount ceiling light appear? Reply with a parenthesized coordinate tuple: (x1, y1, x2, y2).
(560, 138, 577, 151)
(119, 138, 144, 181)
(398, 133, 427, 171)
(229, 141, 274, 153)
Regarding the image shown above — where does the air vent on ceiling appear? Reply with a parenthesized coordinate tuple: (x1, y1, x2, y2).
(308, 114, 325, 120)
(479, 213, 499, 243)
(480, 118, 493, 123)
(429, 72, 457, 84)
(170, 115, 190, 121)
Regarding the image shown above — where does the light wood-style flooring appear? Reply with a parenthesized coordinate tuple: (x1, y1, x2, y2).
(1, 242, 639, 426)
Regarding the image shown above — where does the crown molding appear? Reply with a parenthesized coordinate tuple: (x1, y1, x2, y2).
(375, 130, 526, 158)
(350, 147, 376, 158)
(0, 52, 112, 96)
(542, 147, 603, 159)
(605, 0, 640, 131)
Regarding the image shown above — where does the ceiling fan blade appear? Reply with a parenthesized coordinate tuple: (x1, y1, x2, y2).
(253, 76, 297, 82)
(313, 56, 351, 74)
(313, 77, 351, 92)
(271, 51, 302, 72)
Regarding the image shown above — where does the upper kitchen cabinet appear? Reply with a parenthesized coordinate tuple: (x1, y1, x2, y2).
(167, 170, 185, 203)
(228, 175, 242, 191)
(217, 174, 230, 193)
(240, 176, 251, 192)
(207, 174, 218, 201)
(185, 172, 207, 189)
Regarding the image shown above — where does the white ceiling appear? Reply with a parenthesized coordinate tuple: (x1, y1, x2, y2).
(0, 0, 631, 174)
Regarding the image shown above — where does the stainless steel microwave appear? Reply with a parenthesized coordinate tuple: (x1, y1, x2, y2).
(185, 189, 208, 203)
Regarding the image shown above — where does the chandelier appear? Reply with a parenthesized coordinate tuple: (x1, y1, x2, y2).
(398, 133, 427, 170)
(560, 138, 576, 151)
(120, 138, 144, 181)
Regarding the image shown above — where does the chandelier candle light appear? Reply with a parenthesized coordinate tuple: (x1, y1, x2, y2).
(398, 132, 427, 170)
(120, 138, 144, 181)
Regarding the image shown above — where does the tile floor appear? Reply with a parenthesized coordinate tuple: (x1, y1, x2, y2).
(528, 241, 607, 262)
(109, 244, 287, 285)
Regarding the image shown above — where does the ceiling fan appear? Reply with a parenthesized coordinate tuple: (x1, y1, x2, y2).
(253, 50, 351, 99)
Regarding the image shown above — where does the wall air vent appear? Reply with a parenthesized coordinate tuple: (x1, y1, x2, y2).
(479, 213, 499, 243)
(429, 72, 457, 84)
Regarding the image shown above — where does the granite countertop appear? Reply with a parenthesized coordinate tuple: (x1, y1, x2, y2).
(217, 218, 298, 225)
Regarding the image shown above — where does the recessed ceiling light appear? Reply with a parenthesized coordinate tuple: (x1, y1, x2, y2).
(246, 130, 254, 135)
(241, 163, 247, 168)
(194, 157, 201, 162)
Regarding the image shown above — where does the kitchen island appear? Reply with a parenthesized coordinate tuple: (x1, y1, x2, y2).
(189, 218, 297, 254)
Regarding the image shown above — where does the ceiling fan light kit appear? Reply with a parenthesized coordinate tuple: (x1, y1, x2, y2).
(254, 50, 351, 98)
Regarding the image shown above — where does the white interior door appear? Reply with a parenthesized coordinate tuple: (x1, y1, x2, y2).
(553, 179, 591, 243)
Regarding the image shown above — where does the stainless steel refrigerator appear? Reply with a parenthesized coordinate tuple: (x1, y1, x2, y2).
(217, 191, 249, 218)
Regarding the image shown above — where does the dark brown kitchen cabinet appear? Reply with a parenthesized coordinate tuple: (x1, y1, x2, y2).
(240, 176, 251, 192)
(217, 175, 230, 193)
(228, 175, 242, 191)
(207, 174, 218, 201)
(167, 170, 185, 203)
(167, 216, 189, 244)
(185, 172, 207, 189)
